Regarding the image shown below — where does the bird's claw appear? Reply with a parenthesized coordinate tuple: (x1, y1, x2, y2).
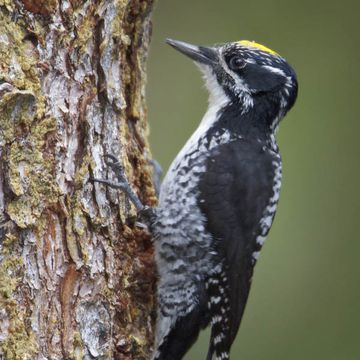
(103, 154, 125, 180)
(91, 153, 150, 214)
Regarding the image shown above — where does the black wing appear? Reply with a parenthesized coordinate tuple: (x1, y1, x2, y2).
(198, 139, 278, 347)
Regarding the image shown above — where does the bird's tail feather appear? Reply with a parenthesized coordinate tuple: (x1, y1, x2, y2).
(152, 307, 204, 360)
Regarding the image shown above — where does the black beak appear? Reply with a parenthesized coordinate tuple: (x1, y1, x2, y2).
(166, 39, 218, 65)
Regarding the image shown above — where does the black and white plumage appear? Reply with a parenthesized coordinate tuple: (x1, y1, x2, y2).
(94, 39, 298, 360)
(151, 39, 297, 360)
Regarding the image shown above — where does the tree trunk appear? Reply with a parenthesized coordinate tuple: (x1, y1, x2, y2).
(0, 1, 156, 359)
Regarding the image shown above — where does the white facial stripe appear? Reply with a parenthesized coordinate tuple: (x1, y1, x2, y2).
(262, 65, 294, 96)
(217, 48, 254, 113)
(262, 65, 286, 76)
(219, 47, 250, 94)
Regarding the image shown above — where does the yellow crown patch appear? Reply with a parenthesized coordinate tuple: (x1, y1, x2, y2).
(238, 40, 279, 56)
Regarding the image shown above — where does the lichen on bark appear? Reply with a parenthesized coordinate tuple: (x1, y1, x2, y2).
(0, 0, 156, 359)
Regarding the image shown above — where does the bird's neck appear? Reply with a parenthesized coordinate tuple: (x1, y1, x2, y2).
(211, 95, 282, 145)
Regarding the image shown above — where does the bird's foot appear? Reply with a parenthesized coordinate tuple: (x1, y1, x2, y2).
(91, 154, 155, 223)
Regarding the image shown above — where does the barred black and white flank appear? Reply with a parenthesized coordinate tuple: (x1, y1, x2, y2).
(95, 38, 298, 360)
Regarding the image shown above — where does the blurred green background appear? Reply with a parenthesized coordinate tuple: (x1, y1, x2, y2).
(146, 0, 360, 359)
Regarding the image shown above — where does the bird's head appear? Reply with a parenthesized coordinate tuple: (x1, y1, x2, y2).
(167, 39, 298, 129)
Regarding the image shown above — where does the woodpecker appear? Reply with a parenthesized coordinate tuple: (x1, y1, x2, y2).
(94, 39, 298, 360)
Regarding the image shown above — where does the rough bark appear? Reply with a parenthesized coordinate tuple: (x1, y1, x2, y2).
(0, 1, 157, 359)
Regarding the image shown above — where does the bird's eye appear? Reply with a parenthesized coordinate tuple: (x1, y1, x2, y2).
(229, 56, 246, 70)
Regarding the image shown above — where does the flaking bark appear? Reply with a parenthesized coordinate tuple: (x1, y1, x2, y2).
(0, 1, 156, 359)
